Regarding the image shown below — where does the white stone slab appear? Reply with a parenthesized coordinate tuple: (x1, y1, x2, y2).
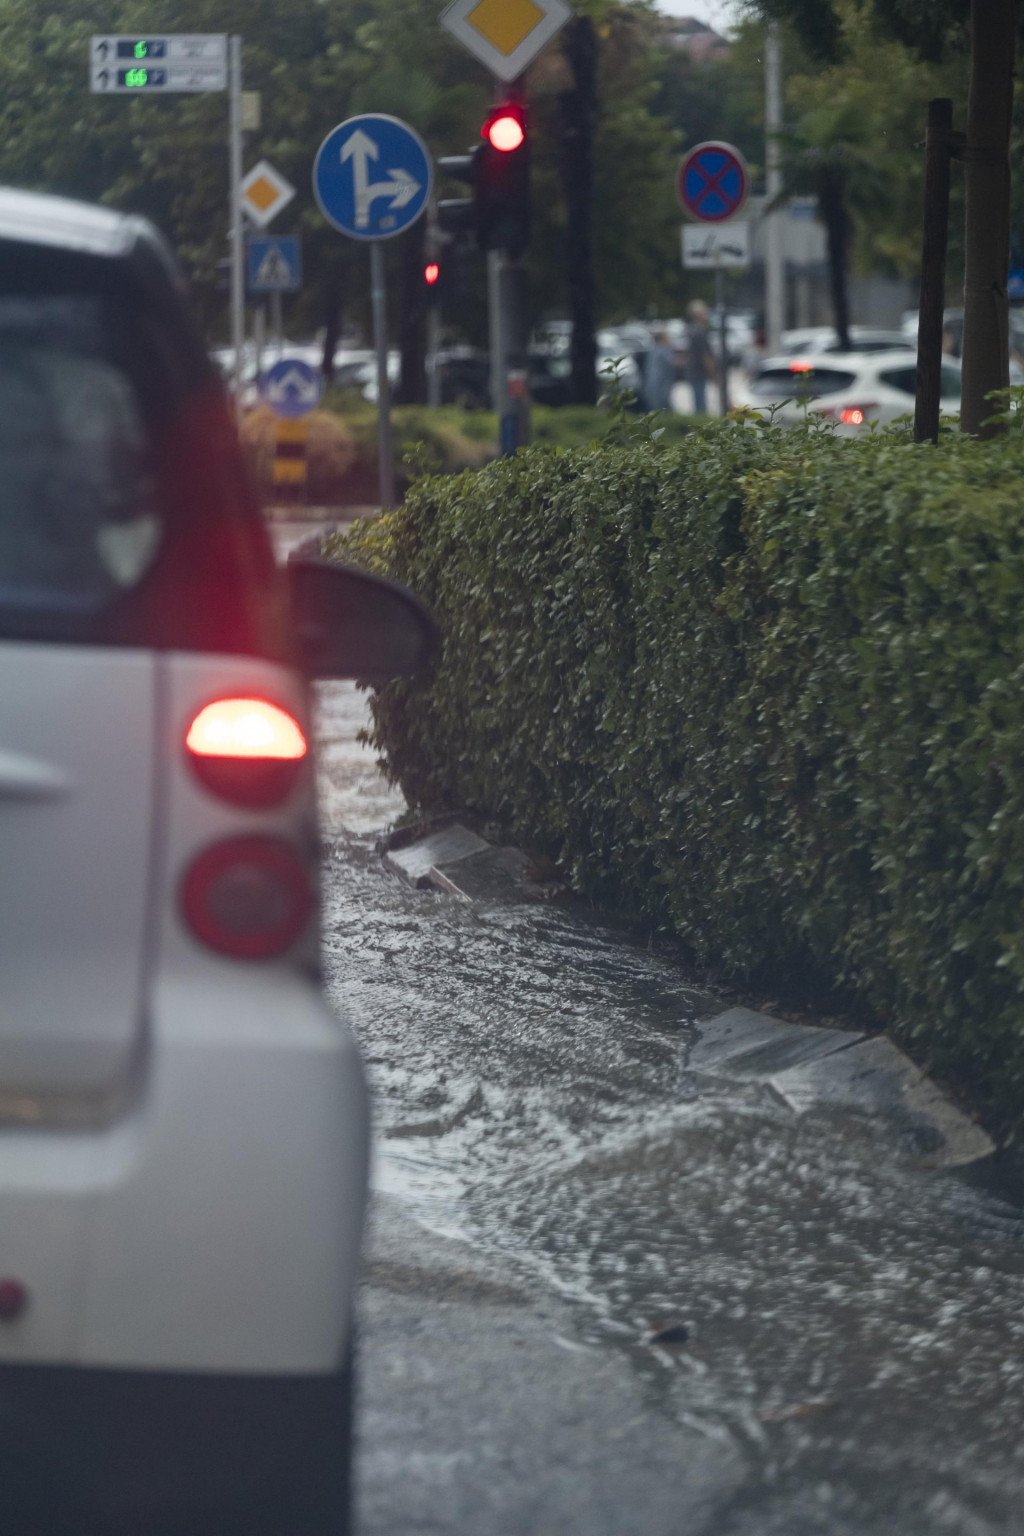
(383, 824, 490, 888)
(770, 1035, 995, 1167)
(690, 1006, 861, 1077)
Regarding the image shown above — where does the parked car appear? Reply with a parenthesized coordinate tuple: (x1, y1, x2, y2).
(779, 325, 913, 355)
(743, 348, 962, 428)
(0, 187, 434, 1535)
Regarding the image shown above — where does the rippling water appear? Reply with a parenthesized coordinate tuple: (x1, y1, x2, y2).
(313, 677, 1024, 1535)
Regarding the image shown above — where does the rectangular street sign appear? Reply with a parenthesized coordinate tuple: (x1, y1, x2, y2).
(247, 235, 302, 294)
(89, 35, 227, 93)
(681, 220, 750, 270)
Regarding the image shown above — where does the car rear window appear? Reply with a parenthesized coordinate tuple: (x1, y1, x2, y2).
(0, 294, 160, 621)
(0, 243, 282, 656)
(877, 364, 962, 398)
(749, 366, 857, 400)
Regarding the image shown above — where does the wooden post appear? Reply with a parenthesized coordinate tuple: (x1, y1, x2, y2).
(915, 99, 954, 444)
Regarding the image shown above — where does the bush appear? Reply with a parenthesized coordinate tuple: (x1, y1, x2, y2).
(302, 398, 701, 503)
(329, 419, 1024, 1141)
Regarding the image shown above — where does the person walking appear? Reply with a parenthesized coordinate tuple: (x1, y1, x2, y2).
(639, 325, 676, 413)
(684, 300, 716, 415)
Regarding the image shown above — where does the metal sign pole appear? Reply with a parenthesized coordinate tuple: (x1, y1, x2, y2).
(764, 23, 785, 353)
(716, 262, 730, 416)
(270, 290, 283, 357)
(370, 242, 395, 507)
(228, 36, 245, 420)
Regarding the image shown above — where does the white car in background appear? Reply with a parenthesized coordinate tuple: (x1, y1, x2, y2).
(743, 349, 962, 428)
(779, 325, 913, 356)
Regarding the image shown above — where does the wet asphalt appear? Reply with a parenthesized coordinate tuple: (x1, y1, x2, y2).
(306, 673, 1024, 1536)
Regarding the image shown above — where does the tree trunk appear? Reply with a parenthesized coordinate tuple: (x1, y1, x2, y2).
(960, 0, 1016, 436)
(819, 166, 851, 349)
(558, 16, 598, 406)
(320, 261, 346, 383)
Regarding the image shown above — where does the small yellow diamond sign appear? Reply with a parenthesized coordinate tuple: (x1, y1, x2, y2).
(466, 0, 545, 56)
(246, 177, 278, 213)
(441, 0, 570, 81)
(240, 159, 295, 229)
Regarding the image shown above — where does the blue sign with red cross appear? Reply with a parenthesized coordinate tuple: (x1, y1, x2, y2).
(677, 141, 748, 223)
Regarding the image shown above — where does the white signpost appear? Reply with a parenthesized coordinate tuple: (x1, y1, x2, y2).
(240, 160, 296, 229)
(681, 221, 751, 271)
(89, 33, 247, 416)
(89, 34, 227, 93)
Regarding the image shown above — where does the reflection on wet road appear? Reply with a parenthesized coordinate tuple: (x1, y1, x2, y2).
(313, 676, 1024, 1536)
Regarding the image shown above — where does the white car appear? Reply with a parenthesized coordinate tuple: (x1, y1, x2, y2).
(779, 325, 913, 355)
(743, 348, 962, 428)
(0, 189, 434, 1534)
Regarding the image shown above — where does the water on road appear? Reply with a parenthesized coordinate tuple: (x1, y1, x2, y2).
(312, 667, 1024, 1536)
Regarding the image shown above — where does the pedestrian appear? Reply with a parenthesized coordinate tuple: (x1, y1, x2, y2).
(639, 325, 676, 413)
(684, 300, 716, 415)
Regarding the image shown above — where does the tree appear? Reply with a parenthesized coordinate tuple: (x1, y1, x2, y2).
(751, 0, 1018, 435)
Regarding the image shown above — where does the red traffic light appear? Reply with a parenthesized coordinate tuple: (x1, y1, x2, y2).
(484, 109, 525, 154)
(424, 261, 440, 286)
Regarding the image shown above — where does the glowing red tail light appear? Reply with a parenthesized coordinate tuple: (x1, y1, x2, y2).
(181, 836, 314, 960)
(838, 404, 875, 426)
(186, 698, 307, 808)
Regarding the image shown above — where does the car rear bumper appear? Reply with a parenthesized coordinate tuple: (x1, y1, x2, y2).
(0, 974, 369, 1375)
(0, 1351, 353, 1536)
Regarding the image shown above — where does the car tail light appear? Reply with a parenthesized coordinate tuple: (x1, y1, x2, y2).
(181, 836, 314, 959)
(838, 404, 875, 426)
(186, 697, 307, 808)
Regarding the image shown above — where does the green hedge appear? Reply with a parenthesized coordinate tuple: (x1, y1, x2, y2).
(329, 419, 1024, 1141)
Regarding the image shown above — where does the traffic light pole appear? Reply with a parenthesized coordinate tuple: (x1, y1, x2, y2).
(488, 251, 508, 429)
(370, 242, 396, 507)
(229, 35, 245, 421)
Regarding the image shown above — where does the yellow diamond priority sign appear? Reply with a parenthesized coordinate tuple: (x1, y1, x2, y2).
(440, 0, 571, 82)
(240, 159, 295, 229)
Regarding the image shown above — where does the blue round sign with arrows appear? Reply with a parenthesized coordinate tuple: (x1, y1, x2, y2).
(260, 357, 323, 418)
(313, 114, 433, 242)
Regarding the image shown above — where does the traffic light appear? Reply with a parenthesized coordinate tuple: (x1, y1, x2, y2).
(477, 101, 530, 258)
(437, 146, 481, 242)
(423, 258, 442, 303)
(437, 101, 531, 257)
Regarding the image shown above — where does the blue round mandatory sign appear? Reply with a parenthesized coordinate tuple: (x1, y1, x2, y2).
(313, 114, 433, 242)
(260, 357, 323, 419)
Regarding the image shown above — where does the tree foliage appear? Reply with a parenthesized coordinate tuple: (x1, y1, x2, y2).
(0, 0, 686, 349)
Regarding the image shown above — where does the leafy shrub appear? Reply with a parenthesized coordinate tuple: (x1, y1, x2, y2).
(329, 420, 1024, 1141)
(300, 398, 701, 503)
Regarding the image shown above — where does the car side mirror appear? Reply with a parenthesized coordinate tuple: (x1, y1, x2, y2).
(286, 557, 437, 682)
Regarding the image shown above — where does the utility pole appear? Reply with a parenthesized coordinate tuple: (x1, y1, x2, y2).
(228, 36, 245, 421)
(764, 22, 785, 353)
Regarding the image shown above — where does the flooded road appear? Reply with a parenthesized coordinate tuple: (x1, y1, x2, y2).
(311, 671, 1024, 1536)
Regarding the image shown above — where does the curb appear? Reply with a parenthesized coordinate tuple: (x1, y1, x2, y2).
(382, 822, 995, 1172)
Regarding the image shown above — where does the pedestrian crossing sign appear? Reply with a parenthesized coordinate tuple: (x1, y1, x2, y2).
(246, 235, 301, 294)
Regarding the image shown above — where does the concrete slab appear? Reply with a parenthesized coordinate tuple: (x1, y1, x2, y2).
(770, 1035, 995, 1167)
(429, 846, 532, 902)
(383, 824, 490, 888)
(689, 1006, 861, 1077)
